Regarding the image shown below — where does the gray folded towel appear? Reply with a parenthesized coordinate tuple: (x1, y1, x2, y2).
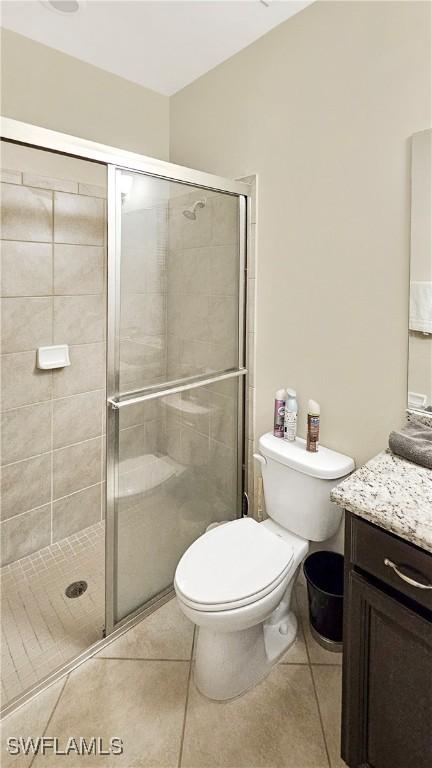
(389, 419, 432, 469)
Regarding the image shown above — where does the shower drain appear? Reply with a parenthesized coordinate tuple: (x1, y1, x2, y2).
(65, 580, 88, 599)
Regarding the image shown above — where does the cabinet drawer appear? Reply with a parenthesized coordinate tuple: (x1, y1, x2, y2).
(350, 515, 432, 612)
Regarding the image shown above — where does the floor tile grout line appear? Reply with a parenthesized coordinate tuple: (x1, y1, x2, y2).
(296, 591, 332, 768)
(177, 629, 195, 768)
(310, 665, 334, 768)
(28, 674, 69, 768)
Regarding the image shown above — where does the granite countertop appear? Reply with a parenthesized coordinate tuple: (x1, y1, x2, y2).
(331, 450, 432, 553)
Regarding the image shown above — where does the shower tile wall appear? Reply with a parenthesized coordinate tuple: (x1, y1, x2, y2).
(0, 167, 107, 566)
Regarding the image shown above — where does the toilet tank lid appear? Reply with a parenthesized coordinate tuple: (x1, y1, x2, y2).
(258, 433, 355, 480)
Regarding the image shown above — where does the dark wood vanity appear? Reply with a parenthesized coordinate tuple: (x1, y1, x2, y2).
(341, 512, 432, 768)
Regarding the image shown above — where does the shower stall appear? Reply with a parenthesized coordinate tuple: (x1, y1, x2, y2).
(0, 119, 251, 714)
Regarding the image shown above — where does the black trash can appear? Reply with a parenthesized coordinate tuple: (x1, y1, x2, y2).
(303, 551, 344, 652)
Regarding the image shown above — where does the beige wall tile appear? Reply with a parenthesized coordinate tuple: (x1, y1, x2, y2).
(78, 182, 106, 198)
(120, 293, 165, 337)
(1, 402, 51, 465)
(1, 454, 51, 520)
(208, 245, 238, 296)
(181, 426, 209, 466)
(53, 295, 105, 345)
(52, 342, 105, 398)
(122, 255, 166, 294)
(181, 200, 212, 249)
(118, 399, 159, 430)
(179, 295, 209, 342)
(1, 505, 51, 566)
(167, 249, 209, 295)
(53, 436, 102, 499)
(209, 439, 236, 505)
(208, 296, 238, 346)
(1, 183, 52, 242)
(53, 390, 104, 449)
(210, 389, 237, 447)
(177, 390, 210, 436)
(209, 339, 238, 373)
(22, 173, 78, 194)
(144, 419, 160, 455)
(210, 194, 239, 246)
(0, 169, 22, 184)
(1, 297, 52, 353)
(53, 244, 104, 295)
(119, 336, 166, 391)
(52, 483, 101, 541)
(1, 241, 52, 297)
(119, 425, 145, 461)
(54, 192, 105, 245)
(1, 351, 52, 410)
(167, 337, 210, 380)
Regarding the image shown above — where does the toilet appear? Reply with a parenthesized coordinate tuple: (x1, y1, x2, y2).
(174, 432, 354, 700)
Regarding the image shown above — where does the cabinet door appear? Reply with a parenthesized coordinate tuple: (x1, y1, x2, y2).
(342, 571, 432, 768)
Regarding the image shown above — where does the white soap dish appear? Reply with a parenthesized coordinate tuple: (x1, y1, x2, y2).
(37, 345, 71, 370)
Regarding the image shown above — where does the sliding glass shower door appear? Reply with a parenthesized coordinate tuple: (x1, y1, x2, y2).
(107, 168, 246, 628)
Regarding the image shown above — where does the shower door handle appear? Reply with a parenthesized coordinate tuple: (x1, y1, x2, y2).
(108, 368, 247, 410)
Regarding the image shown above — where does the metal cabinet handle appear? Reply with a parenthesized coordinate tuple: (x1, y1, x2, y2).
(384, 558, 432, 590)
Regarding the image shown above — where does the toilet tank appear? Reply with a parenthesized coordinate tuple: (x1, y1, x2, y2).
(257, 433, 355, 542)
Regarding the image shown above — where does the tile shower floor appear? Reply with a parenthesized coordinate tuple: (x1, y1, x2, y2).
(1, 585, 344, 768)
(1, 522, 105, 706)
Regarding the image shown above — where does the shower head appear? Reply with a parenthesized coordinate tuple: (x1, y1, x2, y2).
(182, 198, 207, 220)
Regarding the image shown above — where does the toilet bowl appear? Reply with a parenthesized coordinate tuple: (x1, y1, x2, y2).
(175, 517, 308, 699)
(175, 433, 354, 700)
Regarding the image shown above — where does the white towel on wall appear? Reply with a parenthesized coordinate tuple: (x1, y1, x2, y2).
(409, 281, 432, 334)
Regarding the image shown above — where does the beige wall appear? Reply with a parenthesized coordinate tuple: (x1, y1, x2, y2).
(1, 28, 169, 159)
(170, 0, 432, 467)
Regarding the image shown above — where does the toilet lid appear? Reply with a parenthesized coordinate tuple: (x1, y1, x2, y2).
(175, 518, 294, 609)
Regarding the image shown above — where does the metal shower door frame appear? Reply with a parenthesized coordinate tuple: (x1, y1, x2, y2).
(105, 165, 249, 634)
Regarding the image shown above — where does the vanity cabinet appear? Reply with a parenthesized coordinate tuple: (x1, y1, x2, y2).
(342, 512, 432, 768)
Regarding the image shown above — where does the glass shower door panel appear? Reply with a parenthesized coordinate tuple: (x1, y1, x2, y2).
(115, 379, 239, 621)
(112, 169, 244, 624)
(119, 171, 240, 393)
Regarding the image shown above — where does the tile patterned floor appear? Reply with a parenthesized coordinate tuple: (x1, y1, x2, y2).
(1, 522, 105, 706)
(1, 589, 343, 768)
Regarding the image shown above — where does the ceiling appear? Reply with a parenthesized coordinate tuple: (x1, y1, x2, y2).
(0, 0, 312, 96)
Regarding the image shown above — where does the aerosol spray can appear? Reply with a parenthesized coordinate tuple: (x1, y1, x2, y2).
(283, 389, 298, 441)
(273, 389, 287, 438)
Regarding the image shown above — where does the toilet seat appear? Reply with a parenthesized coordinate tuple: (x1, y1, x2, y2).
(175, 517, 294, 612)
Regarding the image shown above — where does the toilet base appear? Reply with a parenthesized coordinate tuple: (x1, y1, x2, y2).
(194, 610, 298, 701)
